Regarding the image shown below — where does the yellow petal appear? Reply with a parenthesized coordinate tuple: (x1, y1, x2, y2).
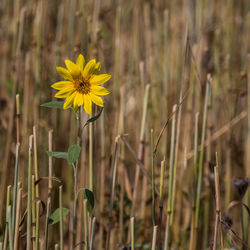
(75, 92, 84, 106)
(54, 85, 75, 98)
(51, 81, 73, 90)
(65, 59, 81, 78)
(83, 59, 96, 78)
(64, 91, 77, 109)
(90, 93, 104, 107)
(89, 74, 111, 85)
(93, 62, 101, 74)
(76, 54, 85, 70)
(91, 85, 110, 96)
(56, 67, 73, 81)
(83, 94, 92, 114)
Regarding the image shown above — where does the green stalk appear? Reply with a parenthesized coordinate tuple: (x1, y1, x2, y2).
(35, 200, 40, 250)
(32, 176, 36, 250)
(12, 143, 20, 234)
(189, 112, 199, 250)
(165, 105, 177, 249)
(131, 84, 150, 217)
(83, 200, 89, 250)
(8, 206, 13, 250)
(195, 76, 211, 230)
(130, 217, 135, 250)
(158, 159, 165, 249)
(3, 185, 11, 250)
(151, 129, 156, 226)
(89, 217, 96, 250)
(14, 187, 22, 250)
(89, 111, 93, 192)
(33, 126, 39, 198)
(59, 186, 64, 250)
(27, 135, 33, 250)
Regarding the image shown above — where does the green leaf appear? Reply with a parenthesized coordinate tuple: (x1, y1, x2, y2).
(41, 101, 64, 109)
(67, 145, 81, 164)
(48, 208, 69, 225)
(83, 108, 103, 128)
(46, 151, 68, 159)
(83, 189, 95, 215)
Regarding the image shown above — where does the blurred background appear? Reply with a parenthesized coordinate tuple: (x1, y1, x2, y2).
(0, 0, 249, 249)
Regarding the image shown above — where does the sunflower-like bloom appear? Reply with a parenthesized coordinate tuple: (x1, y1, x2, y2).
(51, 54, 111, 114)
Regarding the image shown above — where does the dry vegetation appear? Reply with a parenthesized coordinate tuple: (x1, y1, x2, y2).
(0, 0, 249, 249)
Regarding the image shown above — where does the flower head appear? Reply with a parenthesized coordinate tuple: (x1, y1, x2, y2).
(51, 54, 111, 114)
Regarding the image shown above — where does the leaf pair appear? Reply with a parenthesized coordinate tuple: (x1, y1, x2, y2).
(47, 145, 81, 165)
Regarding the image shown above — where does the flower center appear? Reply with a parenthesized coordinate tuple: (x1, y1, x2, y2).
(75, 78, 91, 95)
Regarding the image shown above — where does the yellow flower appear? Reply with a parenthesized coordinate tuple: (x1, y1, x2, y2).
(51, 54, 111, 114)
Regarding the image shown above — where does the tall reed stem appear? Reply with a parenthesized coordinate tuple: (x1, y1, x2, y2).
(195, 76, 211, 234)
(27, 136, 33, 250)
(59, 186, 64, 250)
(151, 129, 156, 226)
(130, 217, 135, 250)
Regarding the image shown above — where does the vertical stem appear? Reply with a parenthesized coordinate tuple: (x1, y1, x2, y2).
(35, 200, 40, 250)
(83, 200, 89, 250)
(48, 130, 53, 194)
(158, 159, 165, 249)
(151, 129, 156, 226)
(59, 186, 64, 250)
(14, 188, 22, 250)
(106, 136, 120, 250)
(99, 108, 105, 250)
(152, 225, 158, 250)
(12, 143, 20, 234)
(8, 206, 13, 250)
(15, 94, 20, 144)
(89, 217, 96, 250)
(45, 197, 51, 250)
(131, 84, 150, 217)
(195, 76, 211, 231)
(130, 217, 135, 250)
(33, 125, 39, 198)
(189, 112, 199, 250)
(165, 104, 177, 249)
(3, 185, 11, 250)
(213, 153, 223, 250)
(27, 136, 33, 250)
(89, 112, 93, 191)
(32, 176, 36, 250)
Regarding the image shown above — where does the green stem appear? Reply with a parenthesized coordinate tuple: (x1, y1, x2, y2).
(89, 217, 96, 250)
(8, 206, 13, 250)
(151, 129, 156, 226)
(12, 143, 20, 234)
(59, 186, 64, 250)
(27, 135, 33, 250)
(195, 77, 211, 229)
(89, 111, 93, 192)
(35, 201, 40, 250)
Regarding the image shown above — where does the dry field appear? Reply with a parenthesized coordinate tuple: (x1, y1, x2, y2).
(0, 0, 249, 249)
